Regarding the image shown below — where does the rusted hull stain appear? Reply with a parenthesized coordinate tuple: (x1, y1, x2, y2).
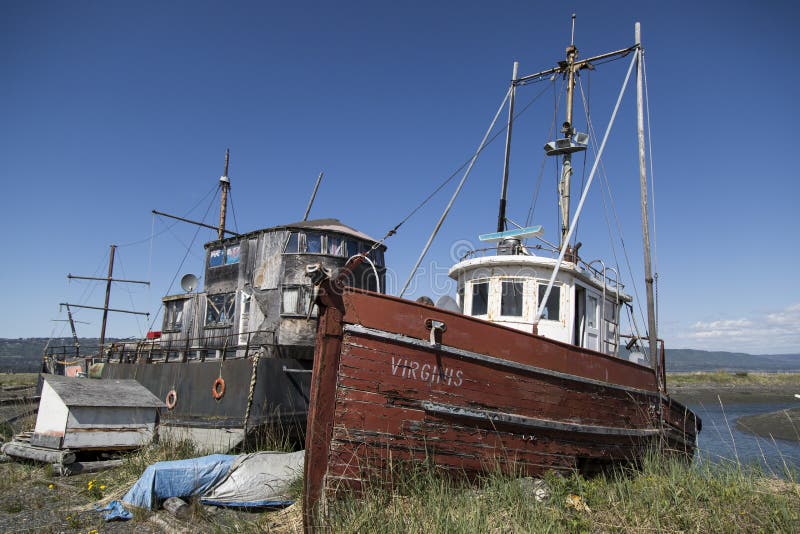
(303, 289, 699, 528)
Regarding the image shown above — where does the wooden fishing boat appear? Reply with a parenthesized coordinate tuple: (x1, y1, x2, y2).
(303, 20, 700, 527)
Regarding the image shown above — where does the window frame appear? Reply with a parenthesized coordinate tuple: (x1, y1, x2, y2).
(205, 292, 236, 328)
(537, 283, 562, 322)
(469, 279, 490, 317)
(499, 279, 525, 319)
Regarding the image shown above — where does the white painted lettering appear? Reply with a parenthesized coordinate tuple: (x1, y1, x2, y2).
(453, 370, 463, 387)
(410, 361, 419, 379)
(391, 356, 402, 376)
(420, 364, 431, 381)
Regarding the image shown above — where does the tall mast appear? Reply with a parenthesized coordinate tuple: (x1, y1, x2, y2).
(218, 148, 230, 241)
(635, 23, 659, 376)
(559, 14, 578, 248)
(497, 61, 519, 232)
(98, 244, 116, 349)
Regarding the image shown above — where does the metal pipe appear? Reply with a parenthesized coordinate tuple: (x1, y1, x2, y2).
(635, 23, 659, 373)
(61, 302, 150, 316)
(67, 274, 149, 285)
(497, 61, 519, 232)
(152, 210, 241, 236)
(303, 172, 324, 221)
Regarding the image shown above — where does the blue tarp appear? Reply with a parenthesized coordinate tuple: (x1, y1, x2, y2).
(121, 454, 236, 510)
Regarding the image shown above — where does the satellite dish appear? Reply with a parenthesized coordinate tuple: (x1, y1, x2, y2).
(180, 273, 199, 293)
(435, 295, 460, 312)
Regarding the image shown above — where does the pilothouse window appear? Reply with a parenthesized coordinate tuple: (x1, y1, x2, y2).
(538, 284, 561, 321)
(500, 281, 524, 317)
(471, 281, 489, 316)
(206, 293, 235, 327)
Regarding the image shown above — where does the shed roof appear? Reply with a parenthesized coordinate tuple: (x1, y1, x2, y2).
(43, 375, 165, 408)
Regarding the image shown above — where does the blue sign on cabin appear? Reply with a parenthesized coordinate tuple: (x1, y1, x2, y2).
(209, 249, 224, 267)
(225, 245, 240, 265)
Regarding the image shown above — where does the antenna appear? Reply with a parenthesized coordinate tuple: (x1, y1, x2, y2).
(303, 171, 325, 221)
(570, 13, 576, 46)
(180, 273, 199, 293)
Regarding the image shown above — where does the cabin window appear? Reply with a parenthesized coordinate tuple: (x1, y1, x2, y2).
(471, 281, 489, 316)
(537, 284, 561, 321)
(368, 247, 384, 267)
(281, 286, 309, 315)
(328, 235, 344, 256)
(209, 245, 241, 268)
(587, 295, 598, 329)
(285, 232, 299, 253)
(225, 245, 240, 265)
(205, 293, 235, 327)
(163, 300, 185, 331)
(457, 286, 464, 312)
(306, 232, 323, 253)
(500, 280, 524, 317)
(209, 249, 224, 268)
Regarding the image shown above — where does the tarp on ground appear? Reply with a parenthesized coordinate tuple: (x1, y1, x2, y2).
(200, 450, 304, 507)
(121, 454, 236, 510)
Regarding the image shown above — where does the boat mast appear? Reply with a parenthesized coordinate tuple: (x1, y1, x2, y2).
(497, 62, 519, 232)
(99, 244, 116, 349)
(559, 14, 578, 249)
(218, 148, 231, 241)
(635, 23, 659, 375)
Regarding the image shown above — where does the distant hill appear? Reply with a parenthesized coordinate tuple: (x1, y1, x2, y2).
(665, 349, 800, 372)
(0, 337, 110, 373)
(1, 338, 798, 374)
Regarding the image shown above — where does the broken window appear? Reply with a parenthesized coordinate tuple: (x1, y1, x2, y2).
(538, 284, 561, 321)
(205, 293, 236, 327)
(285, 232, 299, 253)
(163, 300, 185, 331)
(500, 280, 524, 317)
(471, 281, 489, 316)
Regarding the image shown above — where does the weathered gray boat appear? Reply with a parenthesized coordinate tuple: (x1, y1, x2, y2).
(44, 159, 386, 452)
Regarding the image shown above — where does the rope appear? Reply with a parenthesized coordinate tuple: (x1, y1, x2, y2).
(242, 350, 261, 438)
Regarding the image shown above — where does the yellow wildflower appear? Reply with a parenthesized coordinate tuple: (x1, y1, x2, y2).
(100, 485, 106, 490)
(48, 484, 54, 490)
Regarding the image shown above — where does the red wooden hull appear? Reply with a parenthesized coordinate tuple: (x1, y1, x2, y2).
(303, 286, 699, 528)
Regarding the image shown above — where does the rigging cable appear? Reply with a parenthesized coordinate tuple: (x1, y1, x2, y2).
(146, 184, 220, 332)
(380, 80, 555, 264)
(572, 68, 591, 249)
(113, 248, 147, 339)
(642, 51, 660, 331)
(398, 86, 512, 297)
(116, 182, 219, 248)
(577, 74, 646, 341)
(228, 188, 240, 234)
(524, 76, 562, 231)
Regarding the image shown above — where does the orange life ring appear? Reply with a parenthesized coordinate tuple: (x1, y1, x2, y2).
(165, 389, 177, 410)
(212, 377, 226, 400)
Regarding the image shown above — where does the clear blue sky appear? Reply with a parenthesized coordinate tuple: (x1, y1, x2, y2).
(2, 1, 798, 354)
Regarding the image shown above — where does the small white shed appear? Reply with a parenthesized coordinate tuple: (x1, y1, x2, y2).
(31, 375, 164, 451)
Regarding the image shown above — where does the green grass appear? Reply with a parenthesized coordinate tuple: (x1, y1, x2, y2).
(321, 453, 800, 533)
(668, 371, 800, 387)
